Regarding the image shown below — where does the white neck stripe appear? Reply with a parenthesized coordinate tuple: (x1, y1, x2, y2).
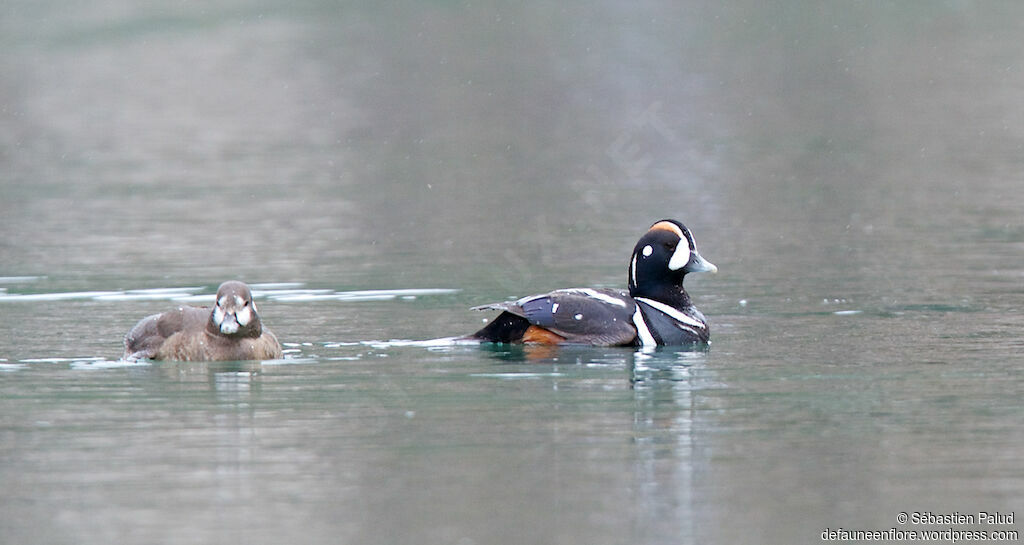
(630, 253, 638, 288)
(634, 297, 706, 330)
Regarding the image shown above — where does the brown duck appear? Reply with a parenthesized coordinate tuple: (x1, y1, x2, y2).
(123, 281, 282, 361)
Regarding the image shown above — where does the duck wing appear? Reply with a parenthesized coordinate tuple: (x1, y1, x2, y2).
(474, 288, 638, 346)
(122, 306, 209, 360)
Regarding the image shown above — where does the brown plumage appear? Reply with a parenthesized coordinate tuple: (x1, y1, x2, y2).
(123, 281, 282, 361)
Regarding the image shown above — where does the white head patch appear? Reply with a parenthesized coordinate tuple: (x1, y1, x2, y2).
(235, 305, 252, 326)
(648, 221, 694, 271)
(214, 292, 251, 333)
(668, 244, 692, 271)
(213, 304, 226, 325)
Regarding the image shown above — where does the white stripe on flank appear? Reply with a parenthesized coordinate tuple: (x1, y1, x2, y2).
(516, 293, 545, 306)
(632, 306, 657, 347)
(568, 288, 628, 308)
(634, 297, 706, 330)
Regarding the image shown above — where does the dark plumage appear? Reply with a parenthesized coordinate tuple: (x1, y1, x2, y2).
(467, 220, 717, 347)
(123, 281, 282, 361)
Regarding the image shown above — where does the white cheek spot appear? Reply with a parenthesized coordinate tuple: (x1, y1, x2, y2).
(551, 303, 559, 314)
(234, 295, 244, 307)
(213, 305, 226, 325)
(236, 305, 252, 326)
(642, 244, 653, 257)
(574, 313, 583, 320)
(218, 296, 228, 307)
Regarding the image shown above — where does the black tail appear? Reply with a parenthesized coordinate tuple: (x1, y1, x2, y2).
(468, 311, 532, 343)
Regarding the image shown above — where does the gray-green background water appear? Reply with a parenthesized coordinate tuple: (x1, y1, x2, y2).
(2, 2, 1022, 544)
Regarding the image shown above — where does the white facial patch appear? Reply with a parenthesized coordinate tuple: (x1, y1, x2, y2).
(235, 304, 253, 326)
(667, 244, 692, 271)
(234, 295, 244, 307)
(642, 245, 653, 257)
(213, 304, 226, 326)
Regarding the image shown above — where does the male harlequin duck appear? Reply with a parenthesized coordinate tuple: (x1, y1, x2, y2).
(123, 281, 282, 361)
(468, 219, 717, 347)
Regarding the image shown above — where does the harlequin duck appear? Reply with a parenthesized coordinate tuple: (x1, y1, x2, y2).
(468, 220, 717, 347)
(123, 281, 283, 361)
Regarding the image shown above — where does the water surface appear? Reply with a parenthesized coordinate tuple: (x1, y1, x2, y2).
(2, 1, 1022, 544)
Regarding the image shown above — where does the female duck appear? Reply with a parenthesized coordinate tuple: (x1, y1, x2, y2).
(123, 281, 282, 361)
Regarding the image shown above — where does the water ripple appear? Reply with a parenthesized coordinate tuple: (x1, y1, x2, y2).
(0, 283, 459, 303)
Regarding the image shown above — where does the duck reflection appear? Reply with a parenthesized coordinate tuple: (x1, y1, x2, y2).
(628, 348, 710, 543)
(474, 342, 709, 542)
(142, 360, 263, 407)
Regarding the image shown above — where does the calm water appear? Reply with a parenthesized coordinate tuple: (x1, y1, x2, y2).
(2, 1, 1023, 544)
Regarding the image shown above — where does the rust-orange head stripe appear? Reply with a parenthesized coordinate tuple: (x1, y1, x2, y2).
(649, 221, 684, 238)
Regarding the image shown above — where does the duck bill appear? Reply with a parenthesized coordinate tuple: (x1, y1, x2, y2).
(219, 314, 240, 334)
(684, 251, 718, 274)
